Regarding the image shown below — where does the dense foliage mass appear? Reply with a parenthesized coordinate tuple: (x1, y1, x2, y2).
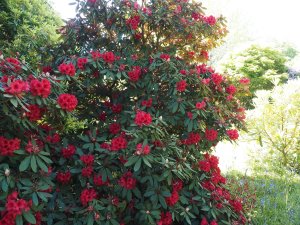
(247, 79, 300, 173)
(223, 45, 288, 108)
(0, 0, 251, 224)
(0, 0, 62, 64)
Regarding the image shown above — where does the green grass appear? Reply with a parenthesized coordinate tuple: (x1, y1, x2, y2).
(226, 168, 300, 225)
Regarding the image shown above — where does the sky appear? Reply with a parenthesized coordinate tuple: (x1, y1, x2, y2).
(50, 0, 300, 50)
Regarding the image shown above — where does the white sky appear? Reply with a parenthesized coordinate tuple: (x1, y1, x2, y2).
(50, 0, 300, 49)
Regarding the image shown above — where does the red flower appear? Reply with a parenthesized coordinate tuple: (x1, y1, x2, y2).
(25, 104, 43, 121)
(0, 136, 20, 156)
(80, 188, 98, 206)
(77, 57, 88, 70)
(134, 111, 152, 127)
(88, 0, 97, 4)
(30, 78, 51, 98)
(195, 101, 206, 110)
(128, 66, 142, 82)
(58, 62, 76, 76)
(187, 112, 193, 119)
(210, 73, 223, 86)
(166, 191, 179, 206)
(126, 15, 140, 30)
(102, 52, 115, 64)
(205, 128, 218, 141)
(94, 175, 109, 186)
(158, 212, 173, 225)
(80, 154, 95, 165)
(61, 145, 76, 158)
(198, 160, 211, 172)
(200, 50, 209, 60)
(226, 84, 237, 95)
(239, 77, 250, 85)
(200, 217, 209, 225)
(1, 57, 21, 73)
(82, 166, 93, 177)
(226, 129, 239, 140)
(111, 104, 122, 113)
(176, 80, 187, 92)
(160, 53, 170, 61)
(111, 136, 128, 151)
(91, 50, 102, 60)
(141, 98, 152, 107)
(135, 143, 151, 155)
(172, 179, 183, 192)
(57, 94, 78, 111)
(56, 171, 71, 184)
(204, 15, 217, 26)
(42, 66, 53, 74)
(4, 192, 31, 217)
(182, 132, 201, 145)
(230, 199, 243, 213)
(109, 123, 121, 134)
(5, 79, 28, 95)
(118, 172, 136, 190)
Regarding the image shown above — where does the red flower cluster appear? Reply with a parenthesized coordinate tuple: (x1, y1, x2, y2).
(210, 73, 223, 86)
(182, 132, 201, 145)
(172, 179, 183, 192)
(77, 57, 88, 70)
(57, 93, 78, 111)
(200, 50, 209, 60)
(110, 136, 128, 151)
(25, 104, 43, 121)
(61, 144, 76, 158)
(42, 65, 53, 74)
(126, 15, 140, 30)
(94, 174, 109, 186)
(198, 154, 219, 173)
(200, 217, 218, 225)
(128, 66, 142, 82)
(239, 77, 250, 85)
(134, 111, 152, 127)
(204, 15, 217, 26)
(160, 53, 170, 61)
(135, 143, 151, 155)
(102, 51, 115, 64)
(82, 166, 93, 177)
(91, 50, 102, 60)
(141, 98, 152, 107)
(111, 103, 122, 113)
(176, 80, 187, 92)
(165, 191, 179, 206)
(5, 79, 28, 95)
(205, 128, 218, 141)
(226, 84, 237, 95)
(30, 78, 51, 98)
(58, 62, 76, 76)
(195, 100, 206, 110)
(1, 57, 21, 73)
(157, 212, 173, 225)
(226, 129, 239, 140)
(25, 139, 44, 154)
(46, 133, 61, 144)
(80, 154, 95, 165)
(118, 172, 136, 190)
(56, 171, 71, 184)
(80, 188, 98, 206)
(230, 199, 243, 213)
(109, 123, 121, 134)
(0, 192, 31, 225)
(0, 136, 20, 156)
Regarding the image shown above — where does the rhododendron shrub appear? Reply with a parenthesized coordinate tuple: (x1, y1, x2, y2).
(0, 0, 251, 224)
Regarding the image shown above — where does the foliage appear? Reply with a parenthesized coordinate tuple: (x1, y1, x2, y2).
(0, 0, 62, 64)
(247, 79, 300, 172)
(223, 45, 289, 108)
(0, 0, 251, 224)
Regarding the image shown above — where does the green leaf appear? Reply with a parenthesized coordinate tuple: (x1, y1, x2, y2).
(23, 211, 36, 224)
(158, 195, 167, 209)
(124, 156, 138, 167)
(36, 157, 48, 172)
(1, 180, 8, 192)
(19, 156, 31, 172)
(134, 158, 142, 172)
(16, 215, 23, 225)
(87, 214, 94, 225)
(32, 192, 39, 206)
(31, 156, 37, 172)
(10, 98, 18, 107)
(142, 157, 152, 168)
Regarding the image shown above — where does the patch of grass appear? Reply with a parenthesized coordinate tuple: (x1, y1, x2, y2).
(226, 168, 300, 225)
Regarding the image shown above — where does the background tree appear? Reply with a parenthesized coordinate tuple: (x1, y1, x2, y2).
(223, 45, 289, 108)
(0, 0, 62, 65)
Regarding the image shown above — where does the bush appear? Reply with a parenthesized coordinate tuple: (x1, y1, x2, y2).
(0, 0, 251, 224)
(247, 79, 300, 172)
